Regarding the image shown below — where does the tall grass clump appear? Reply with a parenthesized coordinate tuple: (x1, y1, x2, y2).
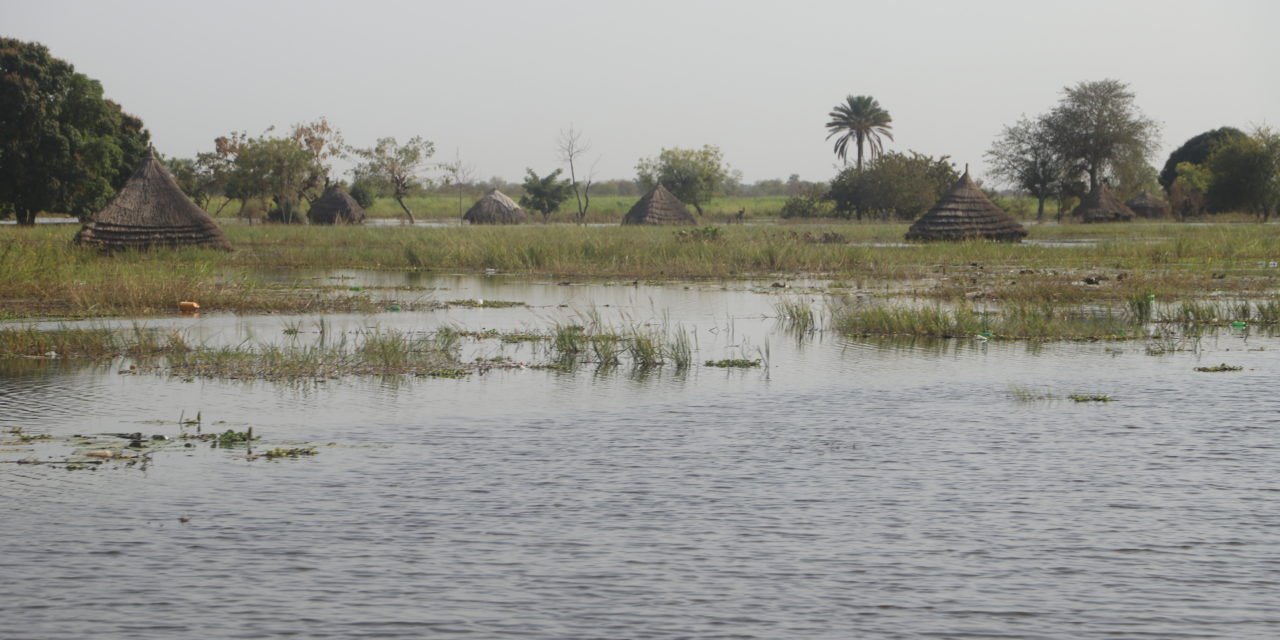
(626, 328, 664, 367)
(832, 301, 1133, 340)
(667, 328, 694, 370)
(775, 298, 817, 332)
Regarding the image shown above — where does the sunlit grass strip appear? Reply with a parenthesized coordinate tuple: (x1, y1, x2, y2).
(831, 302, 1134, 340)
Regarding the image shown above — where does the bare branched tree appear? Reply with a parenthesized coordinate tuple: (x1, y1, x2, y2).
(558, 126, 598, 224)
(438, 149, 477, 220)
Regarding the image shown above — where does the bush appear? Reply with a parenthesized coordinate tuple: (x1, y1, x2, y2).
(779, 195, 833, 219)
(348, 182, 376, 209)
(828, 151, 957, 220)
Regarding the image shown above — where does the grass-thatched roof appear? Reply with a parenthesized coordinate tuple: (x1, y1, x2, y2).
(308, 186, 367, 225)
(1073, 185, 1135, 223)
(904, 170, 1027, 243)
(74, 151, 232, 251)
(463, 189, 527, 224)
(621, 184, 697, 225)
(1125, 190, 1170, 219)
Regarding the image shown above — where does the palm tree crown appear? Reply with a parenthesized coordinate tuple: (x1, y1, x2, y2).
(825, 95, 894, 170)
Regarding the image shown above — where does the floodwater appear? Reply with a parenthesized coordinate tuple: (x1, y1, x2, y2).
(2, 274, 1278, 639)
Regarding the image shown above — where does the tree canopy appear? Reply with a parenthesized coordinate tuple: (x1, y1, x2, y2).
(519, 169, 573, 222)
(1205, 128, 1280, 220)
(825, 95, 893, 171)
(1158, 127, 1247, 192)
(635, 145, 730, 215)
(1041, 79, 1159, 193)
(0, 37, 150, 225)
(352, 136, 435, 223)
(985, 117, 1073, 220)
(827, 151, 957, 220)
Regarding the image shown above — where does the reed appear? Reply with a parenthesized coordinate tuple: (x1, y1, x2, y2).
(831, 301, 1134, 340)
(775, 298, 817, 332)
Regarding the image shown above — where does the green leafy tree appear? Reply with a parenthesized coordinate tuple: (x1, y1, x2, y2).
(1170, 161, 1211, 219)
(827, 151, 957, 220)
(825, 95, 894, 170)
(211, 131, 315, 223)
(519, 169, 574, 222)
(163, 152, 233, 214)
(1042, 79, 1160, 195)
(1109, 147, 1161, 200)
(635, 145, 730, 216)
(1205, 128, 1280, 220)
(1158, 127, 1246, 192)
(986, 117, 1071, 220)
(0, 38, 150, 224)
(352, 136, 435, 223)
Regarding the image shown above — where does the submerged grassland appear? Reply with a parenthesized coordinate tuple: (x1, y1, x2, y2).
(2, 222, 1280, 318)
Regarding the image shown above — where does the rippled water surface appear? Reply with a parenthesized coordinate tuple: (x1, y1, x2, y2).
(2, 274, 1278, 639)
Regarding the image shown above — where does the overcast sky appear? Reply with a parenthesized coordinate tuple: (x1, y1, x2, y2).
(4, 0, 1277, 186)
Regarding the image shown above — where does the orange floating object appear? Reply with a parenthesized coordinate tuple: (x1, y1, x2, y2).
(179, 301, 200, 312)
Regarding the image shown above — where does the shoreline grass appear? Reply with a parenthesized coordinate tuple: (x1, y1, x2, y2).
(3, 222, 1280, 319)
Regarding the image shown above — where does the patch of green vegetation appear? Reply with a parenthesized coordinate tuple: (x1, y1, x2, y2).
(775, 299, 817, 332)
(262, 447, 318, 459)
(7, 223, 1280, 319)
(447, 299, 526, 308)
(705, 359, 762, 368)
(1194, 363, 1243, 372)
(421, 367, 470, 379)
(1068, 394, 1113, 402)
(499, 331, 544, 343)
(1009, 385, 1056, 402)
(674, 226, 721, 243)
(832, 301, 1135, 340)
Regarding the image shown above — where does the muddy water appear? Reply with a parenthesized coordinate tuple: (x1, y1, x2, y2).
(2, 274, 1278, 639)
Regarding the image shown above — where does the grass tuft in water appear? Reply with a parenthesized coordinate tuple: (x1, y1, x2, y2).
(1068, 394, 1113, 402)
(1193, 363, 1243, 372)
(705, 359, 761, 368)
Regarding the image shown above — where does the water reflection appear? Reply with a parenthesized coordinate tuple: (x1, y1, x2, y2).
(2, 276, 1279, 639)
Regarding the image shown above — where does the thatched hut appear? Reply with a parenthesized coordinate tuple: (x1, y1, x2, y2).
(904, 170, 1027, 242)
(621, 184, 697, 225)
(74, 151, 232, 251)
(1125, 191, 1170, 219)
(463, 189, 527, 224)
(308, 186, 368, 225)
(1073, 185, 1135, 223)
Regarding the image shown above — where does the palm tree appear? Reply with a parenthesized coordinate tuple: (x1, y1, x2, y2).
(825, 95, 894, 170)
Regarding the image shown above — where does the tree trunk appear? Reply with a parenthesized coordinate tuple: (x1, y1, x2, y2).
(16, 209, 37, 226)
(395, 197, 416, 224)
(694, 203, 704, 217)
(1036, 197, 1046, 221)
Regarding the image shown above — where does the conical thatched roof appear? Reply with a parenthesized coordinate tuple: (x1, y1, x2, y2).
(74, 151, 232, 251)
(621, 184, 697, 225)
(463, 189, 527, 224)
(904, 170, 1027, 243)
(1125, 190, 1170, 219)
(308, 186, 367, 225)
(1073, 185, 1135, 223)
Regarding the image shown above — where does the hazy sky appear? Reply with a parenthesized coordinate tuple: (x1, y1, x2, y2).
(4, 0, 1277, 185)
